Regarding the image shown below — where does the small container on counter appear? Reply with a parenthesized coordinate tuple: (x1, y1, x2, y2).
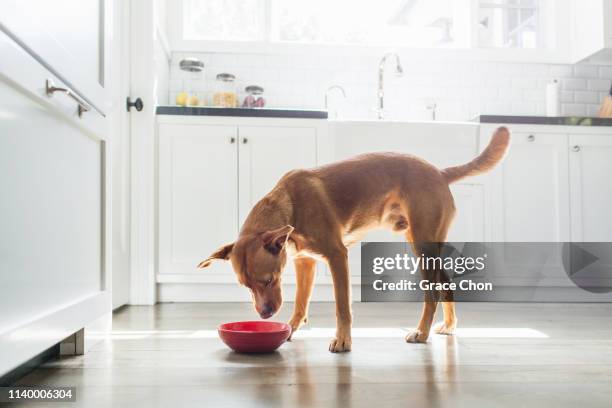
(242, 85, 265, 108)
(176, 57, 205, 107)
(213, 73, 238, 107)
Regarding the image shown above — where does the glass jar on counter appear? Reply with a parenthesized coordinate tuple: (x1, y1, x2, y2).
(242, 85, 265, 108)
(176, 57, 205, 107)
(213, 73, 238, 108)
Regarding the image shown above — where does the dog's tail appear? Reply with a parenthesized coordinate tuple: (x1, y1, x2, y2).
(442, 126, 510, 184)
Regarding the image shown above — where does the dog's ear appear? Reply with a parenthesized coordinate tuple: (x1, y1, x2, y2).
(262, 225, 294, 255)
(197, 242, 234, 268)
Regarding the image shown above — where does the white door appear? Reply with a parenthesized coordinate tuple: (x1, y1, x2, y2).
(487, 131, 570, 242)
(110, 0, 131, 309)
(1, 0, 110, 112)
(158, 124, 239, 278)
(238, 125, 318, 276)
(569, 134, 612, 242)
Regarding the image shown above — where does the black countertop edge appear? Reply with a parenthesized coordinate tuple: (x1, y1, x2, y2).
(156, 106, 328, 119)
(475, 114, 612, 127)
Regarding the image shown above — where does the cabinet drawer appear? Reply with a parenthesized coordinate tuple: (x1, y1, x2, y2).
(0, 0, 110, 112)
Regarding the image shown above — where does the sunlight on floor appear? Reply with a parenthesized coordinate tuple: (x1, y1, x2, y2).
(89, 327, 548, 340)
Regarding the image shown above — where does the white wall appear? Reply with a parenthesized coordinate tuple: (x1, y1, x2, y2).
(167, 51, 612, 121)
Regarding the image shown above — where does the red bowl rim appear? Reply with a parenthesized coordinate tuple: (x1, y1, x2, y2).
(218, 321, 291, 334)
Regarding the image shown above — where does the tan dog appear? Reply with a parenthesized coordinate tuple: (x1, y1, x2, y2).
(199, 127, 510, 352)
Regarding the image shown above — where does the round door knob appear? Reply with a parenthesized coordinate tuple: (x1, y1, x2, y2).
(229, 137, 236, 144)
(527, 134, 535, 142)
(572, 145, 581, 152)
(242, 138, 248, 144)
(126, 97, 144, 112)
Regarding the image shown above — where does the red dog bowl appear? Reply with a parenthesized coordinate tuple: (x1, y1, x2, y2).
(218, 321, 292, 353)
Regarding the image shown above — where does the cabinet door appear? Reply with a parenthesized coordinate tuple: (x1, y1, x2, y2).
(1, 0, 110, 112)
(0, 32, 110, 375)
(158, 124, 239, 277)
(569, 134, 612, 242)
(238, 126, 318, 276)
(486, 131, 570, 242)
(238, 126, 317, 221)
(447, 185, 486, 242)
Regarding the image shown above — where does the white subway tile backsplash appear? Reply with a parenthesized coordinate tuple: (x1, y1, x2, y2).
(588, 79, 611, 91)
(549, 65, 573, 78)
(562, 103, 587, 116)
(587, 104, 601, 116)
(560, 91, 574, 103)
(599, 66, 612, 79)
(167, 51, 609, 120)
(562, 78, 588, 90)
(574, 91, 599, 104)
(573, 65, 599, 78)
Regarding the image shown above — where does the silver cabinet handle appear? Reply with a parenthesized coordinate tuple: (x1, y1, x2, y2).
(242, 137, 248, 144)
(527, 134, 535, 142)
(572, 145, 581, 152)
(229, 137, 236, 144)
(46, 79, 91, 117)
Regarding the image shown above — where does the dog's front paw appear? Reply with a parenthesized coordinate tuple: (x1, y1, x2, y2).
(405, 330, 428, 343)
(329, 327, 352, 353)
(433, 320, 456, 335)
(287, 315, 308, 341)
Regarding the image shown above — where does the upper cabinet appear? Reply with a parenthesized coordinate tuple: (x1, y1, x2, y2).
(0, 0, 111, 113)
(571, 0, 612, 63)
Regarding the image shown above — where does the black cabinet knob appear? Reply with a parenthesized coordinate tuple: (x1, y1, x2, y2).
(126, 97, 144, 112)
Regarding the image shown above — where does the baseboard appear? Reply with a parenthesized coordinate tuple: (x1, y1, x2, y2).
(157, 283, 364, 302)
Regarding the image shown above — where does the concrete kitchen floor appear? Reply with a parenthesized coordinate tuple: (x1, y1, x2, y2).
(9, 302, 612, 408)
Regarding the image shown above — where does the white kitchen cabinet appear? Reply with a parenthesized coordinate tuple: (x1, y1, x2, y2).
(238, 126, 317, 224)
(156, 116, 327, 300)
(480, 123, 612, 297)
(158, 124, 239, 278)
(0, 31, 111, 376)
(483, 129, 571, 242)
(1, 0, 111, 112)
(568, 134, 612, 242)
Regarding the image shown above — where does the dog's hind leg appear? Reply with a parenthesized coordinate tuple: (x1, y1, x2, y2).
(288, 257, 317, 339)
(405, 198, 455, 344)
(405, 243, 440, 344)
(434, 298, 457, 335)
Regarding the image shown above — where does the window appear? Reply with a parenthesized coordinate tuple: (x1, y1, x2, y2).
(183, 0, 265, 41)
(271, 0, 462, 47)
(478, 0, 542, 48)
(180, 0, 548, 49)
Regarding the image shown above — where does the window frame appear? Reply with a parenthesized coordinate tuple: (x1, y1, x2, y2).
(166, 0, 573, 63)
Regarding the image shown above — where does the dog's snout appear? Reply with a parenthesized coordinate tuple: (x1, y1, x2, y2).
(259, 303, 274, 319)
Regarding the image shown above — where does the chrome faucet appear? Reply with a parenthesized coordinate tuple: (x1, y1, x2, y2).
(325, 85, 347, 119)
(376, 52, 404, 120)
